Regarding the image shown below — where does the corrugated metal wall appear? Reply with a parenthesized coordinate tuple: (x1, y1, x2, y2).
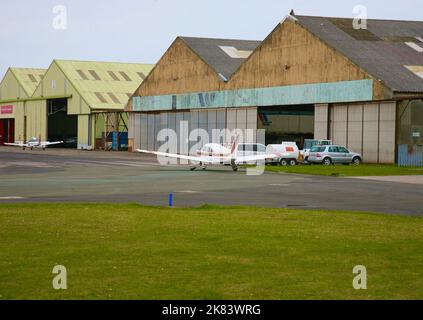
(129, 107, 257, 153)
(328, 101, 396, 163)
(398, 144, 423, 167)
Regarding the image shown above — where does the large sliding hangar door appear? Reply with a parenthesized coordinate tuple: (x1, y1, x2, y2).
(328, 102, 396, 163)
(47, 98, 77, 148)
(258, 105, 314, 148)
(130, 108, 257, 153)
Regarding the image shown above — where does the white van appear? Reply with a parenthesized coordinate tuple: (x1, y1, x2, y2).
(266, 142, 300, 166)
(237, 143, 267, 164)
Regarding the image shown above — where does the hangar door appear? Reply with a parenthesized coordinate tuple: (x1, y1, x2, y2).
(132, 108, 258, 152)
(0, 119, 15, 145)
(47, 98, 77, 148)
(328, 102, 395, 163)
(258, 105, 314, 148)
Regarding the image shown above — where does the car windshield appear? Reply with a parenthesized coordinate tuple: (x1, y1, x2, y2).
(304, 140, 316, 150)
(310, 146, 326, 152)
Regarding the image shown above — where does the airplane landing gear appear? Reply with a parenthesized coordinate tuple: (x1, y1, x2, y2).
(231, 160, 238, 172)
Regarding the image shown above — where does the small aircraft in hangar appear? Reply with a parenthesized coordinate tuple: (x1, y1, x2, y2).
(5, 136, 64, 150)
(137, 136, 280, 171)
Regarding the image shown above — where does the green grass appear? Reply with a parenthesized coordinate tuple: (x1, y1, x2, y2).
(0, 203, 422, 300)
(265, 164, 423, 176)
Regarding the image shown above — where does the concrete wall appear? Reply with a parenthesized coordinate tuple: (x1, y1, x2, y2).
(326, 101, 396, 163)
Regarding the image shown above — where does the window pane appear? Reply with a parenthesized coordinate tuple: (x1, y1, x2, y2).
(94, 92, 107, 103)
(89, 70, 101, 80)
(119, 71, 131, 81)
(76, 70, 89, 80)
(28, 74, 37, 83)
(107, 92, 120, 104)
(108, 71, 120, 81)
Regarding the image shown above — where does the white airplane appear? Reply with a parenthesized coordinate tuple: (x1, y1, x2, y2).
(5, 136, 64, 150)
(137, 136, 280, 171)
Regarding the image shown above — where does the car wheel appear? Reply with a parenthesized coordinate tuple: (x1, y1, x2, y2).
(323, 157, 332, 165)
(289, 159, 297, 166)
(280, 159, 288, 166)
(352, 157, 361, 165)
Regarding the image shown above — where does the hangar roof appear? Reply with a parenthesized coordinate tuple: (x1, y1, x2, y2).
(9, 68, 46, 96)
(295, 15, 423, 93)
(180, 37, 261, 81)
(54, 60, 154, 110)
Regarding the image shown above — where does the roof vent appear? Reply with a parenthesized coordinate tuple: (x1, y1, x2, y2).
(219, 46, 253, 59)
(405, 65, 423, 79)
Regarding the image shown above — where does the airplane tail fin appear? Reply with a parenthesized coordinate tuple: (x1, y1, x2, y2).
(230, 135, 241, 157)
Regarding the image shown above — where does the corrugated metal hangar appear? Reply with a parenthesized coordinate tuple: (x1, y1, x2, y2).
(0, 60, 153, 150)
(127, 14, 423, 164)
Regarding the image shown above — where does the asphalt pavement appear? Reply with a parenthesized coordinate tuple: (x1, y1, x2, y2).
(0, 147, 422, 216)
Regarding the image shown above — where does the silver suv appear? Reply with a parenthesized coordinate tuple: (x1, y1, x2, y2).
(308, 145, 362, 165)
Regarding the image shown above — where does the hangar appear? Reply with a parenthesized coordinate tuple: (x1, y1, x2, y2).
(0, 68, 46, 145)
(0, 60, 154, 150)
(127, 14, 423, 164)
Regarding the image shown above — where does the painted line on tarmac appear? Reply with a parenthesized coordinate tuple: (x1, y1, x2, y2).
(176, 190, 201, 194)
(67, 160, 184, 169)
(67, 160, 166, 167)
(0, 196, 25, 200)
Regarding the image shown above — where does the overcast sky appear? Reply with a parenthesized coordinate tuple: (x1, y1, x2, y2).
(0, 0, 422, 78)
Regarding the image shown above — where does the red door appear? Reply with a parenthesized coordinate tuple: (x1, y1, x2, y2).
(8, 119, 15, 143)
(0, 120, 4, 145)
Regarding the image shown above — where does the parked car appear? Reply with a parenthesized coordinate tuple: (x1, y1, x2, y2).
(301, 139, 332, 162)
(307, 145, 362, 165)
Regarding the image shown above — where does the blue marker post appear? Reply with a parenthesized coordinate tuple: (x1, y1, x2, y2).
(169, 193, 173, 207)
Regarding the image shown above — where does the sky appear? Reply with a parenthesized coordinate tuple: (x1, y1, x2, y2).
(0, 0, 422, 77)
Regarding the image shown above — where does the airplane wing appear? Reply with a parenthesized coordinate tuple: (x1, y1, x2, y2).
(136, 149, 228, 164)
(4, 142, 28, 147)
(235, 153, 280, 164)
(42, 141, 64, 146)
